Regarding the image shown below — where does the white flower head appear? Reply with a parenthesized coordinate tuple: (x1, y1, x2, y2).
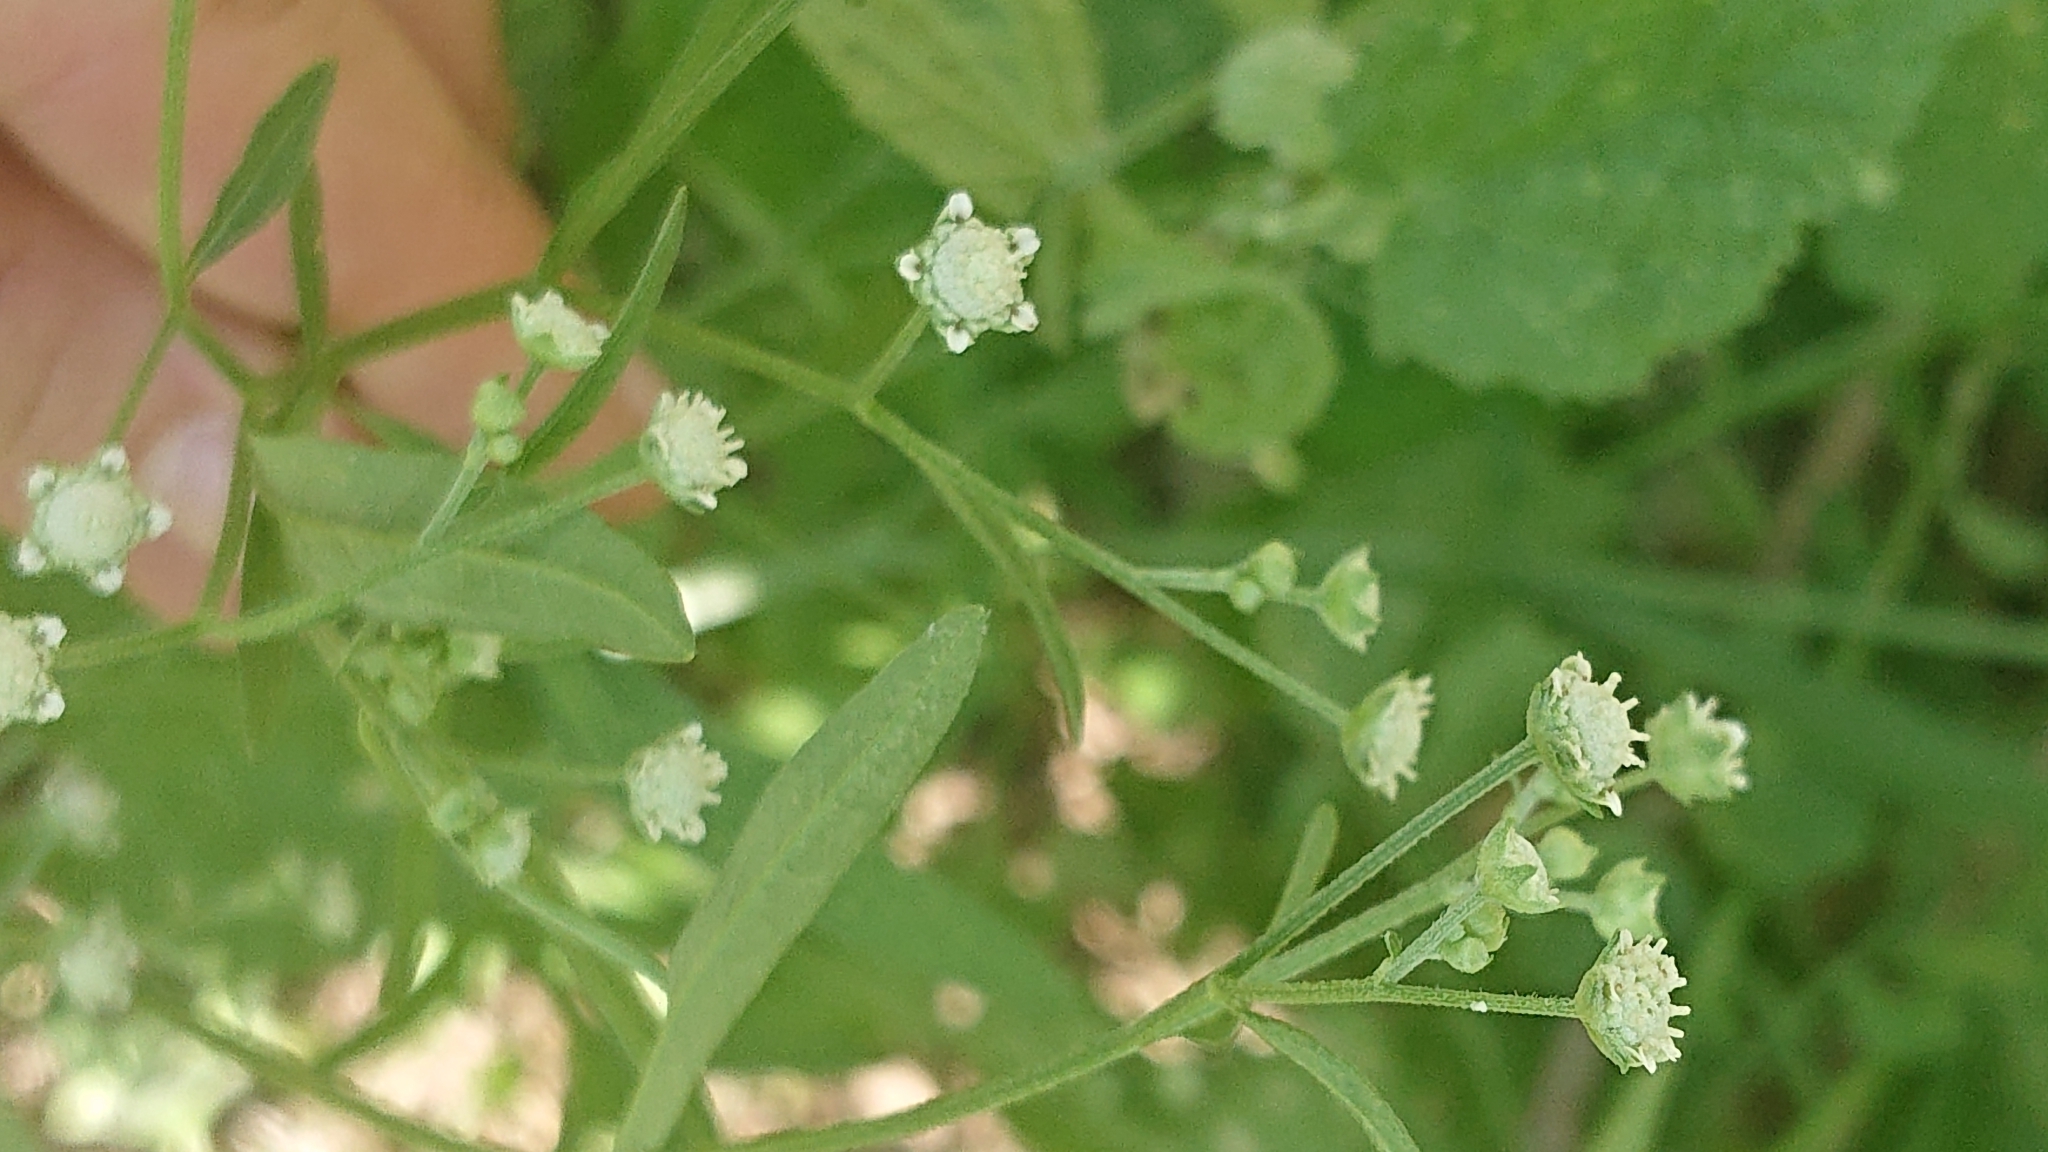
(1575, 930, 1690, 1074)
(0, 612, 66, 731)
(1476, 819, 1561, 915)
(1527, 654, 1646, 817)
(1341, 672, 1433, 801)
(1314, 546, 1382, 652)
(510, 289, 610, 371)
(1646, 693, 1750, 805)
(627, 721, 728, 844)
(57, 907, 141, 1015)
(1585, 858, 1667, 941)
(17, 446, 172, 595)
(897, 191, 1040, 353)
(472, 809, 532, 888)
(642, 391, 748, 511)
(41, 761, 117, 854)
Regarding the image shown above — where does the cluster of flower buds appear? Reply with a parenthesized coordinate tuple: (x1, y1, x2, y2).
(1342, 672, 1433, 802)
(626, 721, 730, 845)
(642, 391, 749, 512)
(1576, 930, 1690, 1073)
(348, 626, 503, 727)
(430, 778, 532, 887)
(898, 192, 1040, 353)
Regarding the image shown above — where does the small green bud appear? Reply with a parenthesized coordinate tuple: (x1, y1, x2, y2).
(1314, 546, 1381, 651)
(1439, 899, 1508, 974)
(1341, 672, 1433, 802)
(1226, 540, 1299, 612)
(430, 779, 495, 838)
(1585, 859, 1666, 941)
(1575, 931, 1689, 1073)
(1526, 653, 1646, 817)
(1535, 827, 1598, 883)
(472, 809, 532, 888)
(470, 375, 525, 437)
(1646, 693, 1749, 805)
(1476, 820, 1561, 915)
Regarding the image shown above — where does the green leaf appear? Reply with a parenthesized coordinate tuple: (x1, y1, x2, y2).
(546, 0, 805, 271)
(1945, 494, 2048, 585)
(236, 500, 297, 752)
(1824, 4, 2048, 321)
(1242, 1014, 1422, 1152)
(188, 60, 337, 274)
(919, 463, 1086, 741)
(1333, 0, 1993, 398)
(518, 187, 689, 473)
(794, 0, 1107, 212)
(1269, 803, 1339, 931)
(247, 436, 693, 662)
(613, 607, 986, 1152)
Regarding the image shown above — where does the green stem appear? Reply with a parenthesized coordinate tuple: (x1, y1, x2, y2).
(511, 360, 547, 403)
(727, 983, 1226, 1152)
(59, 451, 646, 670)
(180, 314, 262, 399)
(1235, 978, 1576, 1019)
(417, 437, 494, 546)
(1239, 741, 1536, 968)
(1374, 889, 1484, 984)
(313, 935, 470, 1073)
(108, 308, 184, 442)
(156, 0, 197, 293)
(853, 310, 927, 400)
(1253, 858, 1472, 983)
(499, 879, 665, 986)
(1133, 566, 1236, 594)
(146, 986, 509, 1152)
(195, 438, 256, 619)
(325, 279, 528, 371)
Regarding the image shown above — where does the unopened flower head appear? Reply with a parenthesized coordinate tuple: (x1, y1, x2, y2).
(1646, 693, 1749, 805)
(0, 612, 66, 731)
(1438, 898, 1508, 974)
(1228, 540, 1298, 613)
(1585, 858, 1666, 941)
(41, 762, 117, 854)
(510, 289, 609, 371)
(1536, 826, 1598, 883)
(17, 447, 171, 595)
(897, 191, 1040, 353)
(1314, 546, 1381, 651)
(1342, 672, 1432, 801)
(627, 721, 728, 845)
(1527, 654, 1646, 817)
(1575, 930, 1690, 1073)
(642, 391, 748, 511)
(57, 907, 140, 1015)
(1476, 820, 1561, 915)
(472, 809, 531, 888)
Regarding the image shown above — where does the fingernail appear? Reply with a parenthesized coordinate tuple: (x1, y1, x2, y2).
(137, 409, 237, 551)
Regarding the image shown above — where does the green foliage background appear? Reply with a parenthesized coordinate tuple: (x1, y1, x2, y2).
(8, 0, 2048, 1149)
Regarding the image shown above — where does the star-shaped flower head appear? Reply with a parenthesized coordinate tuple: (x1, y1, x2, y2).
(17, 447, 171, 595)
(1575, 930, 1690, 1073)
(627, 722, 729, 845)
(642, 391, 748, 511)
(897, 192, 1040, 353)
(1527, 653, 1646, 817)
(1645, 693, 1750, 805)
(1341, 672, 1433, 801)
(510, 289, 610, 371)
(0, 613, 66, 732)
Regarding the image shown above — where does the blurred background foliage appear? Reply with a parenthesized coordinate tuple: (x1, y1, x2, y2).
(6, 0, 2048, 1149)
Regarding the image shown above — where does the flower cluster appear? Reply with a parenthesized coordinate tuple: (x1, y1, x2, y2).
(642, 391, 749, 512)
(0, 612, 66, 732)
(1526, 653, 1646, 816)
(16, 446, 171, 596)
(898, 192, 1040, 353)
(627, 722, 729, 845)
(1476, 820, 1561, 915)
(510, 289, 610, 371)
(1646, 693, 1750, 805)
(1342, 672, 1433, 801)
(1575, 930, 1690, 1073)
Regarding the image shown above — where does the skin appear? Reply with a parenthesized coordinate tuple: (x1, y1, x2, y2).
(0, 0, 659, 617)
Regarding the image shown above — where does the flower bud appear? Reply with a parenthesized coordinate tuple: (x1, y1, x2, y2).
(510, 290, 609, 371)
(1575, 931, 1690, 1073)
(1313, 546, 1381, 651)
(642, 391, 749, 512)
(1526, 653, 1646, 817)
(0, 612, 66, 731)
(17, 447, 171, 595)
(1535, 827, 1597, 883)
(1646, 693, 1749, 805)
(627, 721, 729, 845)
(1584, 859, 1666, 941)
(1438, 899, 1508, 974)
(1341, 672, 1433, 801)
(1226, 540, 1298, 613)
(470, 375, 526, 438)
(472, 809, 532, 888)
(1476, 819, 1561, 914)
(897, 191, 1040, 353)
(41, 762, 117, 855)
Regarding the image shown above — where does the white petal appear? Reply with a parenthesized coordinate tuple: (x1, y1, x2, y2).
(88, 567, 125, 596)
(144, 504, 173, 539)
(1009, 226, 1040, 257)
(15, 541, 46, 575)
(897, 251, 924, 282)
(25, 466, 55, 499)
(942, 191, 975, 221)
(33, 617, 65, 646)
(96, 446, 129, 472)
(34, 691, 64, 723)
(1009, 302, 1039, 332)
(942, 326, 974, 353)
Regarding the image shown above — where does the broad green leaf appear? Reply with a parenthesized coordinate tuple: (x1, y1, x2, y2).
(1332, 0, 1993, 398)
(794, 0, 1107, 212)
(188, 60, 336, 274)
(1243, 1014, 1422, 1152)
(612, 607, 987, 1152)
(1268, 803, 1339, 931)
(547, 0, 805, 271)
(920, 463, 1086, 740)
(1825, 4, 2048, 321)
(1213, 24, 1355, 171)
(236, 500, 297, 752)
(518, 187, 689, 473)
(247, 436, 692, 662)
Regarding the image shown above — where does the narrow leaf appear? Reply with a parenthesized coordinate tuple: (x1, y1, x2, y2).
(1242, 1014, 1422, 1152)
(1268, 804, 1339, 932)
(236, 500, 297, 752)
(288, 172, 329, 351)
(613, 607, 988, 1152)
(188, 60, 337, 274)
(921, 463, 1085, 741)
(247, 436, 693, 661)
(518, 187, 689, 473)
(546, 0, 802, 271)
